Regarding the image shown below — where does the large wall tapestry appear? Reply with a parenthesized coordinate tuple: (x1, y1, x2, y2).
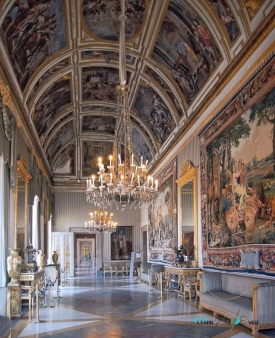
(200, 55, 275, 275)
(148, 158, 177, 263)
(152, 0, 221, 105)
(0, 0, 66, 91)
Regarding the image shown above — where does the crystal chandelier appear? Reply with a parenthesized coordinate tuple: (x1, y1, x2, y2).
(86, 0, 158, 210)
(84, 210, 118, 233)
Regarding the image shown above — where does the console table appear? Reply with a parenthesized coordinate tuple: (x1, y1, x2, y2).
(19, 270, 44, 309)
(164, 266, 200, 293)
(19, 269, 44, 284)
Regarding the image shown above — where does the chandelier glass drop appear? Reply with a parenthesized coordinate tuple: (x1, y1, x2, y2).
(86, 0, 158, 210)
(84, 210, 118, 233)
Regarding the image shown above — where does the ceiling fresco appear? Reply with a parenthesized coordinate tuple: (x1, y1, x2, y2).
(27, 58, 69, 106)
(0, 0, 66, 90)
(0, 0, 273, 185)
(131, 127, 152, 163)
(83, 0, 146, 40)
(82, 115, 116, 134)
(32, 78, 71, 138)
(134, 83, 175, 144)
(82, 67, 120, 101)
(53, 141, 75, 175)
(152, 0, 221, 106)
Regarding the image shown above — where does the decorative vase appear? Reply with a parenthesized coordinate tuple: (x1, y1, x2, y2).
(52, 250, 58, 264)
(7, 248, 22, 285)
(37, 250, 46, 269)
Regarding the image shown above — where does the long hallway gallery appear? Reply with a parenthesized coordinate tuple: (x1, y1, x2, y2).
(6, 273, 275, 338)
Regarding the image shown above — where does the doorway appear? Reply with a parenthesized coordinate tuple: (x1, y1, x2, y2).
(75, 233, 96, 274)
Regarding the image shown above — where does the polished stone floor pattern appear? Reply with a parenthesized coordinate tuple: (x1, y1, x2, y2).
(9, 274, 275, 338)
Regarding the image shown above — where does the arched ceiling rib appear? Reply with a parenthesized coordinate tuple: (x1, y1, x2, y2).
(0, 0, 273, 185)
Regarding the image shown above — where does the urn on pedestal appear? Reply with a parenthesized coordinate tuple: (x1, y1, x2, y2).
(7, 248, 22, 285)
(37, 250, 46, 269)
(52, 250, 58, 264)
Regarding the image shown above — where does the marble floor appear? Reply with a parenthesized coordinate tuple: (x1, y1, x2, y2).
(7, 273, 275, 338)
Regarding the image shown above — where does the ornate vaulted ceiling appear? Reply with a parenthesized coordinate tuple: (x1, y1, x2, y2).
(0, 0, 274, 185)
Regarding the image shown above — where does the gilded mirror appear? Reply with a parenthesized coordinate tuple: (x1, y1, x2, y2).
(176, 161, 198, 265)
(14, 156, 32, 254)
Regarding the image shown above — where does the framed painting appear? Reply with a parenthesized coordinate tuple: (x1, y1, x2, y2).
(199, 54, 275, 275)
(111, 226, 132, 260)
(148, 158, 177, 263)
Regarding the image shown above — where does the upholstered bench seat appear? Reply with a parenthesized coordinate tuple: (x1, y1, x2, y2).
(200, 271, 275, 334)
(200, 291, 253, 320)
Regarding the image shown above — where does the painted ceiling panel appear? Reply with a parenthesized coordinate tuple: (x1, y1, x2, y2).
(32, 78, 71, 138)
(26, 58, 70, 107)
(145, 66, 184, 117)
(53, 142, 75, 176)
(82, 0, 146, 40)
(82, 67, 120, 102)
(134, 82, 175, 145)
(0, 0, 66, 90)
(208, 0, 240, 42)
(82, 140, 114, 177)
(152, 0, 222, 105)
(132, 127, 152, 163)
(46, 119, 75, 164)
(82, 115, 116, 134)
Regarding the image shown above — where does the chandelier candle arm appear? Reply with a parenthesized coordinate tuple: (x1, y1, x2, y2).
(85, 0, 159, 211)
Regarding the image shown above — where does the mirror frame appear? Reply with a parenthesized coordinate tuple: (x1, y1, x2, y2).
(176, 161, 198, 265)
(14, 156, 32, 250)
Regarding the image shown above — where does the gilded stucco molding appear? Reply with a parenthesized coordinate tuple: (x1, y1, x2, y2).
(237, 0, 252, 36)
(32, 149, 47, 176)
(244, 0, 265, 19)
(17, 156, 32, 183)
(0, 78, 14, 112)
(15, 117, 22, 128)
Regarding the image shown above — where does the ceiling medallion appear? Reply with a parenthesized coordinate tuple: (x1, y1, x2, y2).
(86, 0, 158, 211)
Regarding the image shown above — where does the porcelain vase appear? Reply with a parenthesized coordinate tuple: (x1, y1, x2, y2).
(7, 248, 22, 285)
(52, 250, 58, 264)
(37, 250, 46, 269)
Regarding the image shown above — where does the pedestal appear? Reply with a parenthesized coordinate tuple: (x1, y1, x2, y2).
(7, 284, 21, 319)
